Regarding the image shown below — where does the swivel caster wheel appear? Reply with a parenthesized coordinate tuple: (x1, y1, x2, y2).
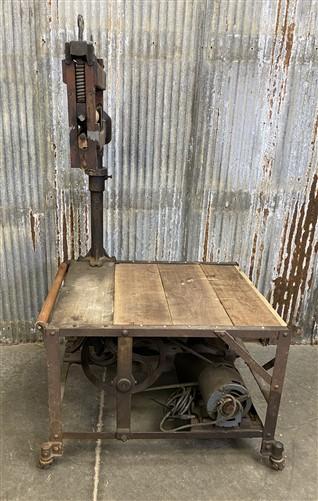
(38, 442, 61, 469)
(269, 441, 285, 471)
(38, 457, 54, 469)
(270, 456, 285, 470)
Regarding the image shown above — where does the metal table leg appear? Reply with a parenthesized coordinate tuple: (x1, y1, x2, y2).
(39, 330, 63, 467)
(116, 336, 133, 440)
(261, 331, 291, 469)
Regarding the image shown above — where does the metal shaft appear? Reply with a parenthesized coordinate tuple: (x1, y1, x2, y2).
(90, 189, 104, 260)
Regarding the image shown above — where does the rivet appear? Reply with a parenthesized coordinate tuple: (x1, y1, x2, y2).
(274, 384, 279, 389)
(54, 434, 59, 439)
(122, 329, 128, 336)
(267, 433, 271, 437)
(283, 332, 288, 337)
(53, 445, 59, 452)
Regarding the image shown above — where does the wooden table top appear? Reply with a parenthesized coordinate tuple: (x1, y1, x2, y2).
(49, 261, 286, 330)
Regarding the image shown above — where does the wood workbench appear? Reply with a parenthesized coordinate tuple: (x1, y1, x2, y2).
(38, 260, 290, 470)
(50, 261, 285, 331)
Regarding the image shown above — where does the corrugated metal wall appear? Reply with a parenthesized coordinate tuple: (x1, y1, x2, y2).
(1, 0, 317, 343)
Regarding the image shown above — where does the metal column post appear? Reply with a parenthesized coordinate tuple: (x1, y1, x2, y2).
(116, 337, 133, 439)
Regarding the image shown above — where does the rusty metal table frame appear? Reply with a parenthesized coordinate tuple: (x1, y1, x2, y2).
(36, 262, 291, 469)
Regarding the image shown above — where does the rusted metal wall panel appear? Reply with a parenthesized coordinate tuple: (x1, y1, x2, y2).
(0, 0, 57, 342)
(1, 0, 317, 343)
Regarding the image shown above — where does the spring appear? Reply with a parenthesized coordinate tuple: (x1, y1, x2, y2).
(75, 61, 86, 103)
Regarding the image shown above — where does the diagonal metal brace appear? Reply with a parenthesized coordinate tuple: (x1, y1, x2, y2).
(215, 331, 272, 385)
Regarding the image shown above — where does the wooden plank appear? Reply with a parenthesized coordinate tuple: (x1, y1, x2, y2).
(114, 264, 172, 325)
(158, 264, 232, 326)
(50, 260, 115, 327)
(201, 265, 283, 327)
(235, 267, 287, 326)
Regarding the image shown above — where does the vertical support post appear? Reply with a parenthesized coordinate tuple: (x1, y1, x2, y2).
(44, 330, 63, 443)
(90, 189, 104, 260)
(39, 330, 63, 467)
(261, 331, 291, 454)
(88, 174, 107, 266)
(116, 336, 133, 438)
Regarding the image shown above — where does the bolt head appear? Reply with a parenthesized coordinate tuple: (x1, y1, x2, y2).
(122, 329, 128, 336)
(117, 378, 132, 393)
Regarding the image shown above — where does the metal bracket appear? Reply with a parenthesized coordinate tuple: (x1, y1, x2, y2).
(215, 331, 272, 385)
(39, 441, 63, 468)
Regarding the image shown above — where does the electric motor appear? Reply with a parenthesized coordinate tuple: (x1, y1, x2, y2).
(175, 354, 252, 428)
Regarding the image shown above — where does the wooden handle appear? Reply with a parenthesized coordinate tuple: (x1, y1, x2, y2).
(36, 262, 69, 329)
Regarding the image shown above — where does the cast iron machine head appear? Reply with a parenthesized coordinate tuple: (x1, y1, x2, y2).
(62, 15, 112, 266)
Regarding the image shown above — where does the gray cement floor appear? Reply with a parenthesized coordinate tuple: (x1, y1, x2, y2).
(0, 344, 317, 501)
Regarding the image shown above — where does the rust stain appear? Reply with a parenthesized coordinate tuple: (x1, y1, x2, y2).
(271, 0, 282, 66)
(29, 210, 36, 251)
(311, 114, 318, 146)
(62, 212, 68, 262)
(255, 241, 265, 287)
(284, 22, 295, 69)
(202, 198, 212, 262)
(270, 0, 289, 69)
(249, 232, 258, 280)
(278, 0, 290, 66)
(269, 97, 273, 120)
(263, 207, 269, 220)
(262, 154, 273, 178)
(254, 207, 270, 286)
(276, 214, 290, 277)
(268, 0, 295, 119)
(272, 174, 318, 322)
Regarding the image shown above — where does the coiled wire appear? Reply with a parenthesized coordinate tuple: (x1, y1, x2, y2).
(159, 386, 216, 432)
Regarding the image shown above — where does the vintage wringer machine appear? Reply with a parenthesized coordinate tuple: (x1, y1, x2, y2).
(37, 17, 291, 470)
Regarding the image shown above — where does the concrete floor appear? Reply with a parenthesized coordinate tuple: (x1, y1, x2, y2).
(0, 343, 317, 501)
